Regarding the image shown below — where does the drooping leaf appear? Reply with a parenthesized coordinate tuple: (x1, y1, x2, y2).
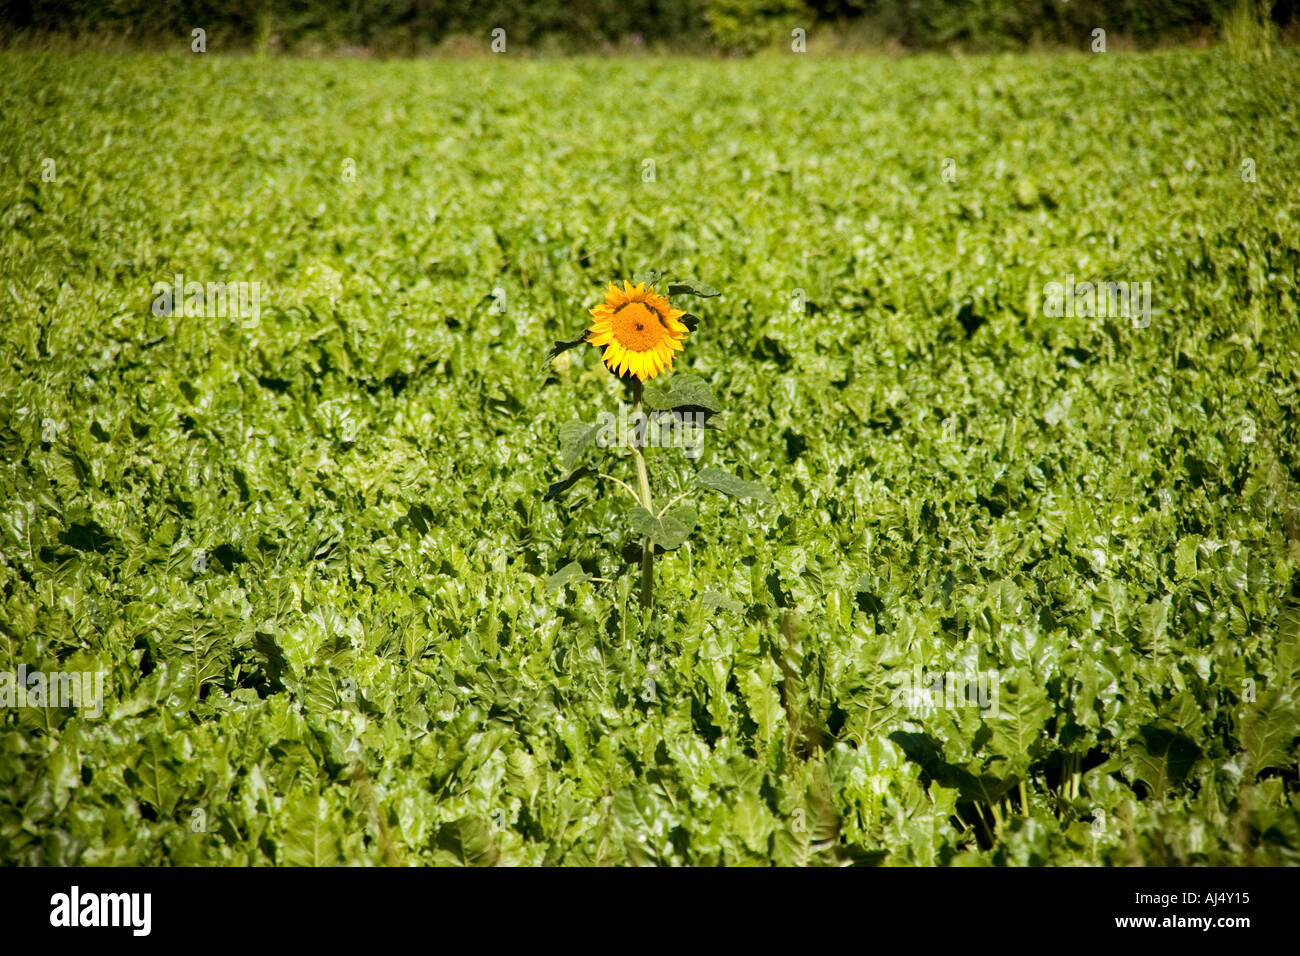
(546, 561, 591, 591)
(542, 329, 589, 369)
(667, 279, 720, 298)
(696, 466, 771, 503)
(543, 466, 595, 502)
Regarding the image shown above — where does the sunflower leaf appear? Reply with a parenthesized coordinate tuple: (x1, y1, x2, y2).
(559, 420, 600, 471)
(659, 503, 698, 549)
(633, 269, 666, 289)
(542, 329, 590, 369)
(643, 374, 722, 414)
(696, 466, 771, 503)
(546, 561, 592, 591)
(627, 507, 659, 540)
(679, 313, 700, 332)
(628, 503, 696, 550)
(543, 466, 595, 502)
(667, 279, 720, 298)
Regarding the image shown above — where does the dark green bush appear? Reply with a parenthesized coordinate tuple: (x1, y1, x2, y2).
(705, 0, 810, 52)
(0, 0, 1294, 52)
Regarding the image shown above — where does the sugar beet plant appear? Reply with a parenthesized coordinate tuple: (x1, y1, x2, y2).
(544, 271, 770, 610)
(4, 50, 1299, 867)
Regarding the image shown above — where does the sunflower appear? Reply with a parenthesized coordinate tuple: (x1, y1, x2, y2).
(587, 281, 688, 382)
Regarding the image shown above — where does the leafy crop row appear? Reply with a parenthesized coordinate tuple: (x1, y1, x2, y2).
(1, 49, 1298, 864)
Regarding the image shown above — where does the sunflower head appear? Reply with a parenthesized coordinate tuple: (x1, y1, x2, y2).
(587, 281, 688, 382)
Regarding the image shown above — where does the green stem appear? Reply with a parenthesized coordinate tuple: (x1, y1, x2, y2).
(633, 439, 653, 511)
(639, 537, 654, 609)
(1018, 778, 1029, 816)
(631, 381, 654, 609)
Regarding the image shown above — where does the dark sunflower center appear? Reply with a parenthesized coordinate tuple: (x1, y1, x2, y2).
(612, 302, 667, 353)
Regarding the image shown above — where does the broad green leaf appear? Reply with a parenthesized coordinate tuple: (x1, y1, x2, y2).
(1125, 725, 1202, 801)
(134, 734, 179, 817)
(280, 793, 341, 867)
(434, 816, 500, 867)
(658, 503, 698, 549)
(739, 665, 782, 745)
(642, 373, 722, 414)
(985, 676, 1051, 773)
(702, 591, 744, 613)
(732, 792, 773, 854)
(559, 420, 599, 471)
(627, 503, 696, 550)
(1175, 537, 1199, 579)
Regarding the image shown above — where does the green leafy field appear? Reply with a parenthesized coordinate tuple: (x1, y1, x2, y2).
(2, 49, 1299, 866)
